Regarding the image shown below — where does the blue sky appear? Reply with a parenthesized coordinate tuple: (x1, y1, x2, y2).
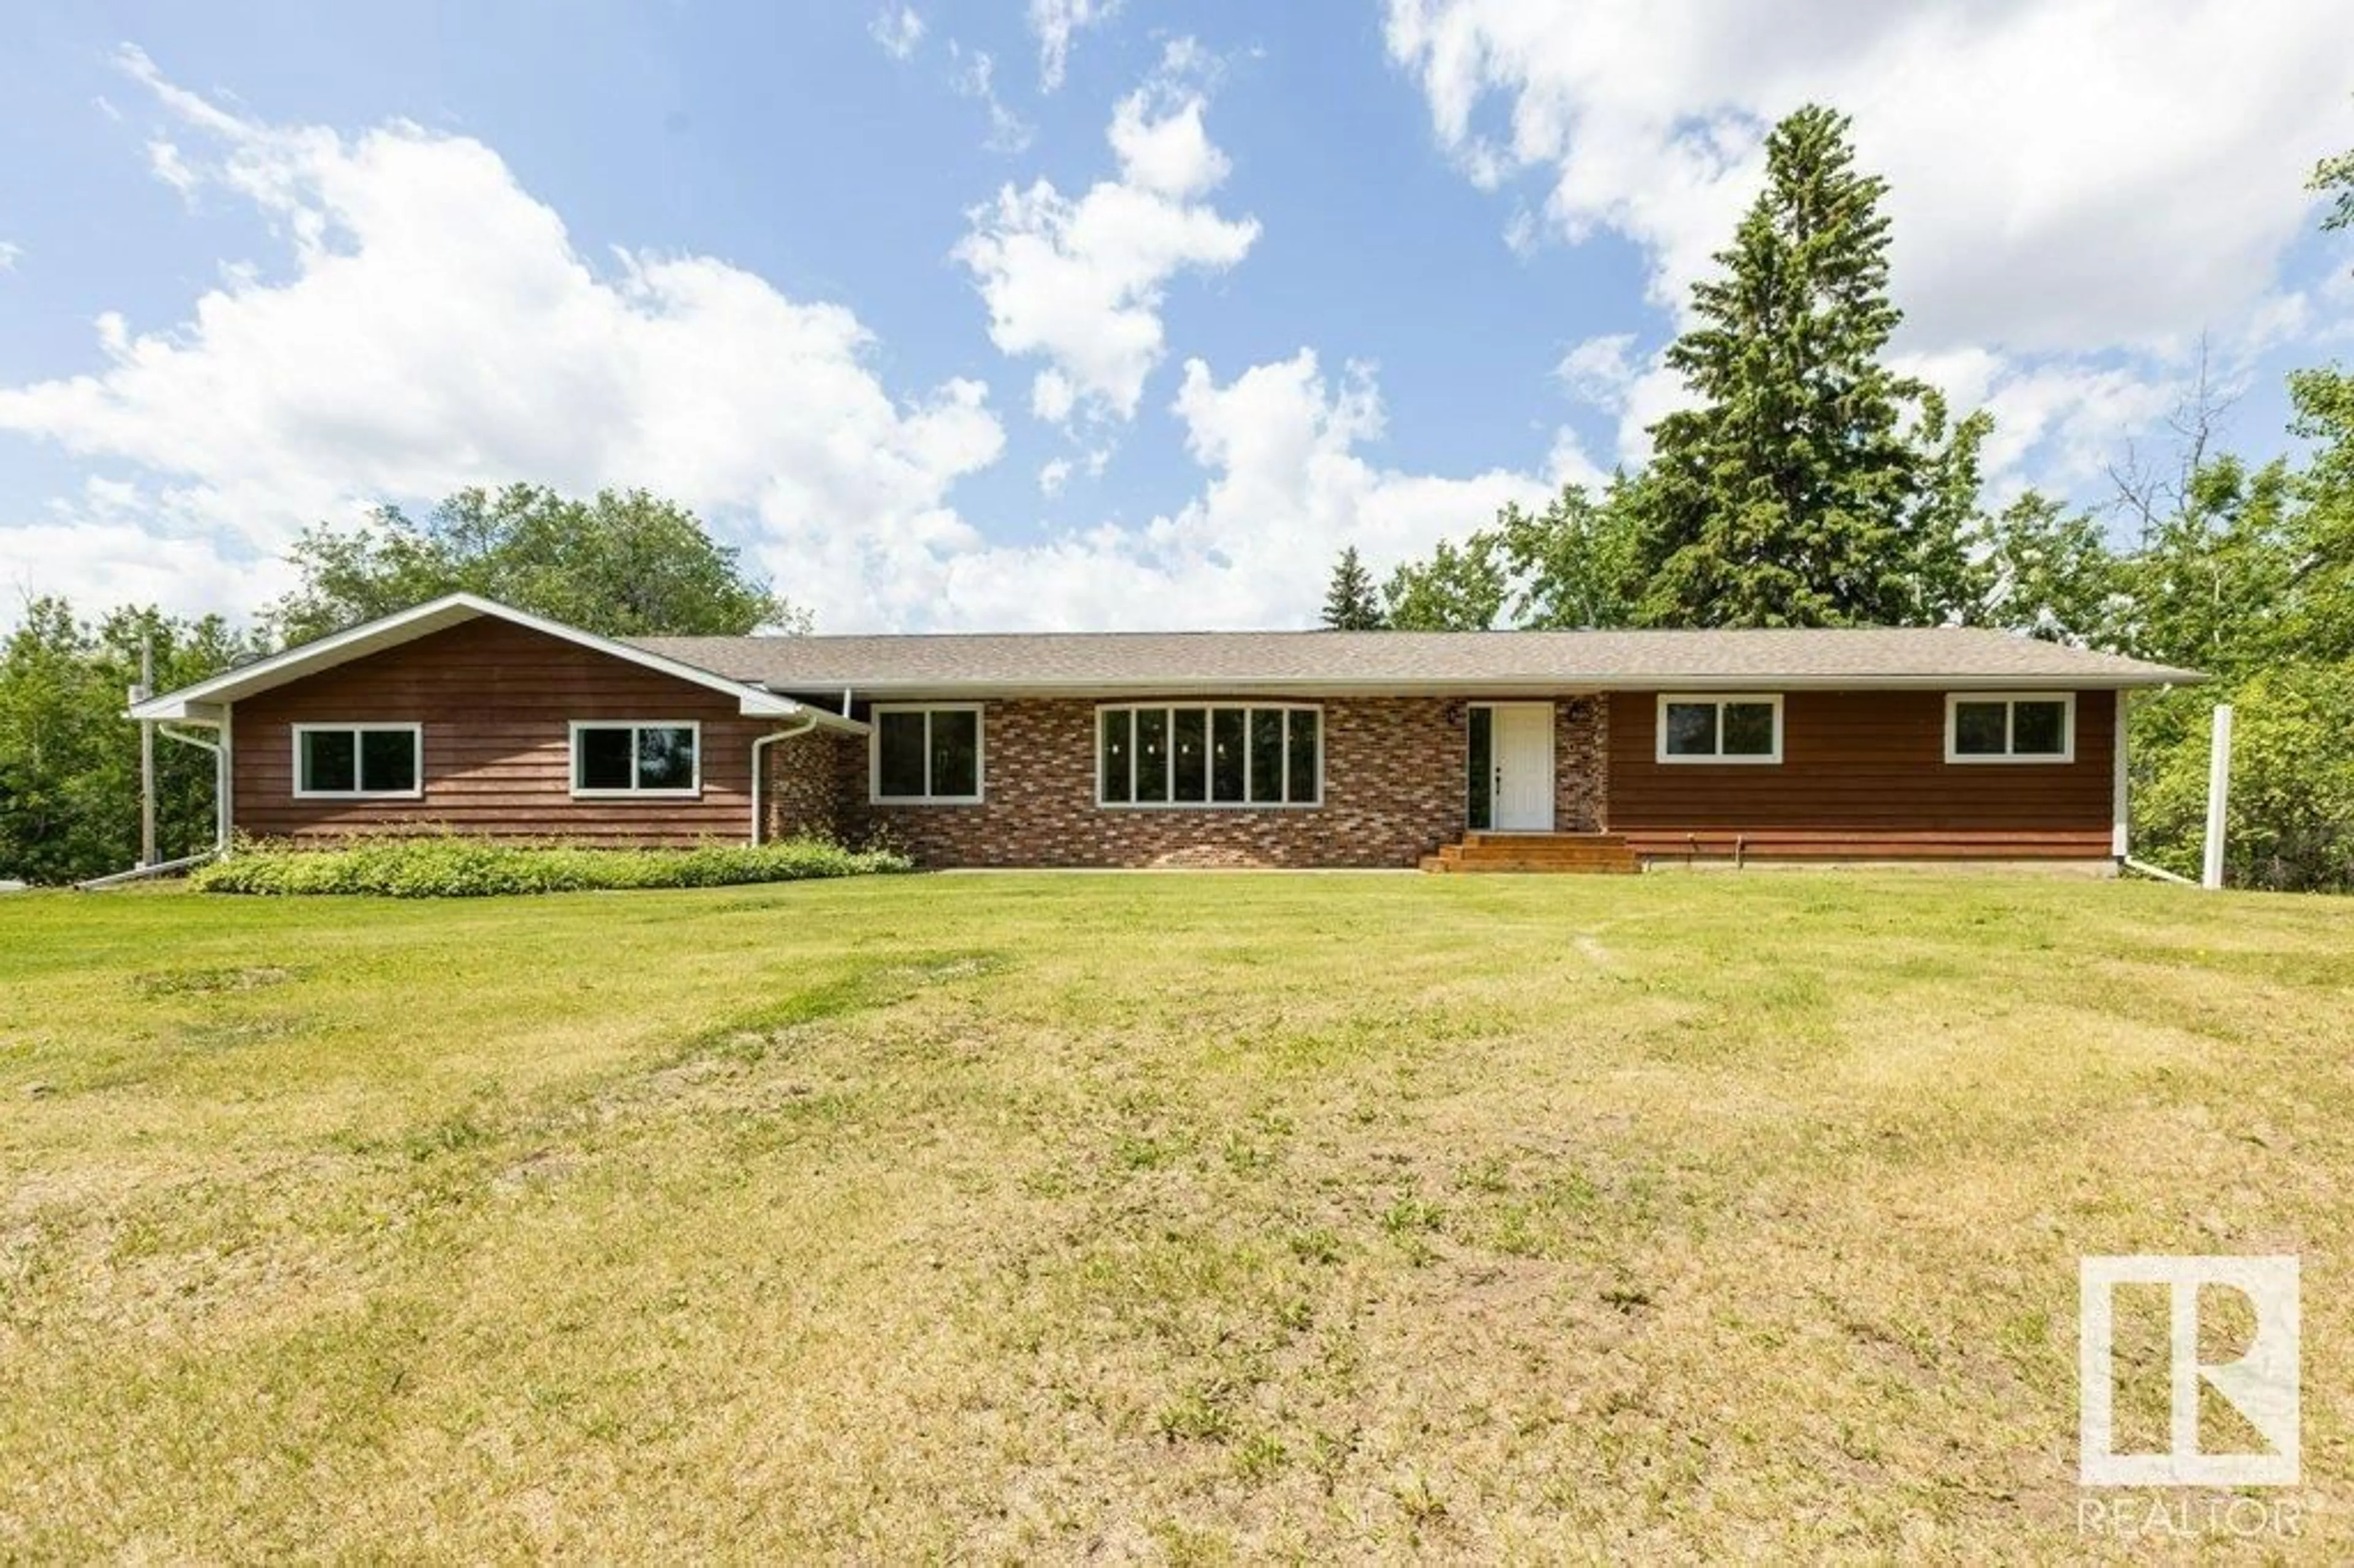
(1, 1, 2348, 631)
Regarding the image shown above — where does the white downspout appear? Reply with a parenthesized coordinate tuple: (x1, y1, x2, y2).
(2111, 689, 2130, 862)
(158, 721, 231, 856)
(748, 715, 820, 846)
(76, 716, 229, 888)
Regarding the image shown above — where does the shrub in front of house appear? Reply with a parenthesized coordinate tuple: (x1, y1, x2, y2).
(189, 834, 912, 897)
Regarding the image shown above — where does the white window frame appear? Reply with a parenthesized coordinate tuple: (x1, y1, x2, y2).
(291, 722, 424, 800)
(1945, 691, 2076, 764)
(569, 720, 704, 798)
(1655, 694, 1784, 765)
(869, 703, 986, 805)
(1094, 702, 1324, 809)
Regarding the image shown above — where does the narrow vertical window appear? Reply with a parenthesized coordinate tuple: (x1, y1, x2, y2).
(1173, 707, 1208, 803)
(1466, 706, 1493, 831)
(1210, 708, 1246, 802)
(1286, 709, 1320, 804)
(1100, 708, 1133, 804)
(1247, 708, 1284, 803)
(1136, 708, 1170, 803)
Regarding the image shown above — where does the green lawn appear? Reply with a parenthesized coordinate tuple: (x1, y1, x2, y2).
(2, 872, 2348, 1560)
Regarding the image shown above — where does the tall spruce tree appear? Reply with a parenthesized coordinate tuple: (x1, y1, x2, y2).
(1320, 546, 1385, 630)
(1632, 105, 1970, 627)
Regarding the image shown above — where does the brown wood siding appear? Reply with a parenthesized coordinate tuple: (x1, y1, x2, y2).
(230, 618, 772, 846)
(1606, 688, 2116, 860)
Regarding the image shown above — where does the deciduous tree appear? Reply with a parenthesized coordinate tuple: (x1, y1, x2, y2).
(269, 484, 803, 644)
(1381, 536, 1507, 631)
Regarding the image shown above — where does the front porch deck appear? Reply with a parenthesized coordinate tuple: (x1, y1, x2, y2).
(1419, 831, 1640, 875)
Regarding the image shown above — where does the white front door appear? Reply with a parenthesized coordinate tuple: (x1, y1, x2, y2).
(1490, 702, 1555, 831)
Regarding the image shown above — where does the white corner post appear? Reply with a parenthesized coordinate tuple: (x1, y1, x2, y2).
(2111, 690, 2130, 860)
(2201, 703, 2234, 891)
(135, 638, 157, 869)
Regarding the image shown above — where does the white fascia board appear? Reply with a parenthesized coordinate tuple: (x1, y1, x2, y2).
(123, 698, 229, 723)
(128, 592, 866, 732)
(812, 672, 2201, 699)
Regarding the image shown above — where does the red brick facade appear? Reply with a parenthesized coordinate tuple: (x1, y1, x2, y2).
(1555, 696, 1608, 832)
(755, 695, 1615, 869)
(869, 696, 1464, 867)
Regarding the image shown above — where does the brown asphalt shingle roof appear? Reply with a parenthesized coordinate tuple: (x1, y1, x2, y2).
(630, 627, 2200, 695)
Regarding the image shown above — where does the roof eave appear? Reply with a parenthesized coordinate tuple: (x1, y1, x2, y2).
(131, 592, 872, 726)
(125, 698, 229, 723)
(762, 670, 2206, 698)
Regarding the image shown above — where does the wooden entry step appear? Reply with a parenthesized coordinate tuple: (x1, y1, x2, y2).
(1419, 832, 1640, 875)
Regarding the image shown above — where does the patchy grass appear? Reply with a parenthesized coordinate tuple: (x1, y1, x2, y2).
(1, 872, 2348, 1559)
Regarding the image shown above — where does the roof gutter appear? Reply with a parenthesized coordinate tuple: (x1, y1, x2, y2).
(741, 672, 2206, 699)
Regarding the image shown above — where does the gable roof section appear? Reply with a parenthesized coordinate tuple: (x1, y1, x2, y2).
(633, 626, 2202, 696)
(129, 593, 867, 730)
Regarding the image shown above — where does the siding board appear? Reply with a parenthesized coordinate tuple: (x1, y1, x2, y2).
(230, 618, 770, 846)
(1607, 688, 2116, 859)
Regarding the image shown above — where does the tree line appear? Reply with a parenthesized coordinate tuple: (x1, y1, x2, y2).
(1322, 105, 2354, 892)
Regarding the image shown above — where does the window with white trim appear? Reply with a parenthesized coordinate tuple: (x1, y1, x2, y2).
(571, 721, 701, 796)
(294, 723, 422, 797)
(1656, 695, 1783, 763)
(870, 705, 983, 803)
(1097, 704, 1321, 807)
(1946, 693, 2074, 763)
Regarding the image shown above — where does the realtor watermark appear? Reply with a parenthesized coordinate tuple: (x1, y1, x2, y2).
(2081, 1252, 2297, 1535)
(2077, 1254, 2303, 1539)
(2078, 1493, 2303, 1541)
(2079, 1254, 2299, 1487)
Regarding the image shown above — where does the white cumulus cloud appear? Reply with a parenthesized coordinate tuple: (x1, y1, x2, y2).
(905, 349, 1597, 629)
(956, 42, 1260, 427)
(0, 45, 1593, 636)
(0, 47, 1005, 628)
(1386, 0, 2354, 489)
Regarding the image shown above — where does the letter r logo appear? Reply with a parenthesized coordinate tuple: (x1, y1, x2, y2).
(2079, 1255, 2299, 1487)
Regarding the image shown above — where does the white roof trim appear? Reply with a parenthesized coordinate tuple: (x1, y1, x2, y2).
(812, 673, 2181, 698)
(128, 593, 866, 732)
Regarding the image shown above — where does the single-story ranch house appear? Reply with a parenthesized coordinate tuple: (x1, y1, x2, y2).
(129, 593, 2202, 873)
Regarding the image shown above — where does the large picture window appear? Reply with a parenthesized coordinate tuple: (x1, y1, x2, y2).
(1097, 704, 1320, 807)
(1946, 693, 2074, 763)
(571, 721, 701, 796)
(1656, 695, 1783, 764)
(870, 705, 983, 803)
(293, 723, 422, 798)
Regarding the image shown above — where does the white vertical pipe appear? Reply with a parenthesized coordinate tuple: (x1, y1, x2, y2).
(2201, 704, 2233, 891)
(137, 639, 156, 868)
(2110, 690, 2130, 859)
